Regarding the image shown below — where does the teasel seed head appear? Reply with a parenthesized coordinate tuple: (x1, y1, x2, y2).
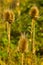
(4, 10, 14, 24)
(18, 33, 28, 53)
(29, 5, 39, 19)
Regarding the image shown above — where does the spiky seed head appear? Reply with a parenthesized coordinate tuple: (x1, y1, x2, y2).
(29, 5, 39, 19)
(18, 33, 28, 53)
(4, 10, 14, 24)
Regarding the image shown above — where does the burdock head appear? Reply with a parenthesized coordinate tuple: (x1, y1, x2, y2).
(4, 10, 14, 24)
(29, 5, 39, 19)
(18, 33, 28, 53)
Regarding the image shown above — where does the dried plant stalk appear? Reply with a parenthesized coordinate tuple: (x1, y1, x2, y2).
(7, 22, 11, 64)
(31, 19, 35, 54)
(22, 53, 24, 65)
(29, 5, 39, 54)
(18, 33, 28, 53)
(4, 9, 14, 65)
(18, 33, 28, 65)
(29, 5, 39, 65)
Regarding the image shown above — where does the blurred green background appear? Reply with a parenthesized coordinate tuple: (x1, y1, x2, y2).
(0, 0, 43, 65)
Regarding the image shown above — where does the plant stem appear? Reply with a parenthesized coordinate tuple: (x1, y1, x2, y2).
(22, 53, 24, 65)
(32, 19, 35, 54)
(7, 22, 11, 64)
(31, 19, 36, 65)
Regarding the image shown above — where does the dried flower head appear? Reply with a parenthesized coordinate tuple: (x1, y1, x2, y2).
(18, 33, 28, 53)
(29, 5, 39, 19)
(4, 10, 14, 24)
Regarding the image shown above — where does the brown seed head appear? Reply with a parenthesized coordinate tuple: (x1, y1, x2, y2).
(29, 5, 39, 19)
(4, 10, 14, 24)
(18, 33, 28, 53)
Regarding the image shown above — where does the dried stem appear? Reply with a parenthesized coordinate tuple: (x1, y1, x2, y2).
(22, 53, 24, 65)
(32, 19, 35, 54)
(31, 19, 37, 65)
(7, 22, 11, 64)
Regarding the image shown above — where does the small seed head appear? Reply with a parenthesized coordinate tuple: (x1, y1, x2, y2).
(18, 33, 28, 53)
(4, 10, 14, 24)
(29, 5, 39, 19)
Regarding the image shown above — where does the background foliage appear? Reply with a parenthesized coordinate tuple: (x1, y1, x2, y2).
(0, 0, 43, 65)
